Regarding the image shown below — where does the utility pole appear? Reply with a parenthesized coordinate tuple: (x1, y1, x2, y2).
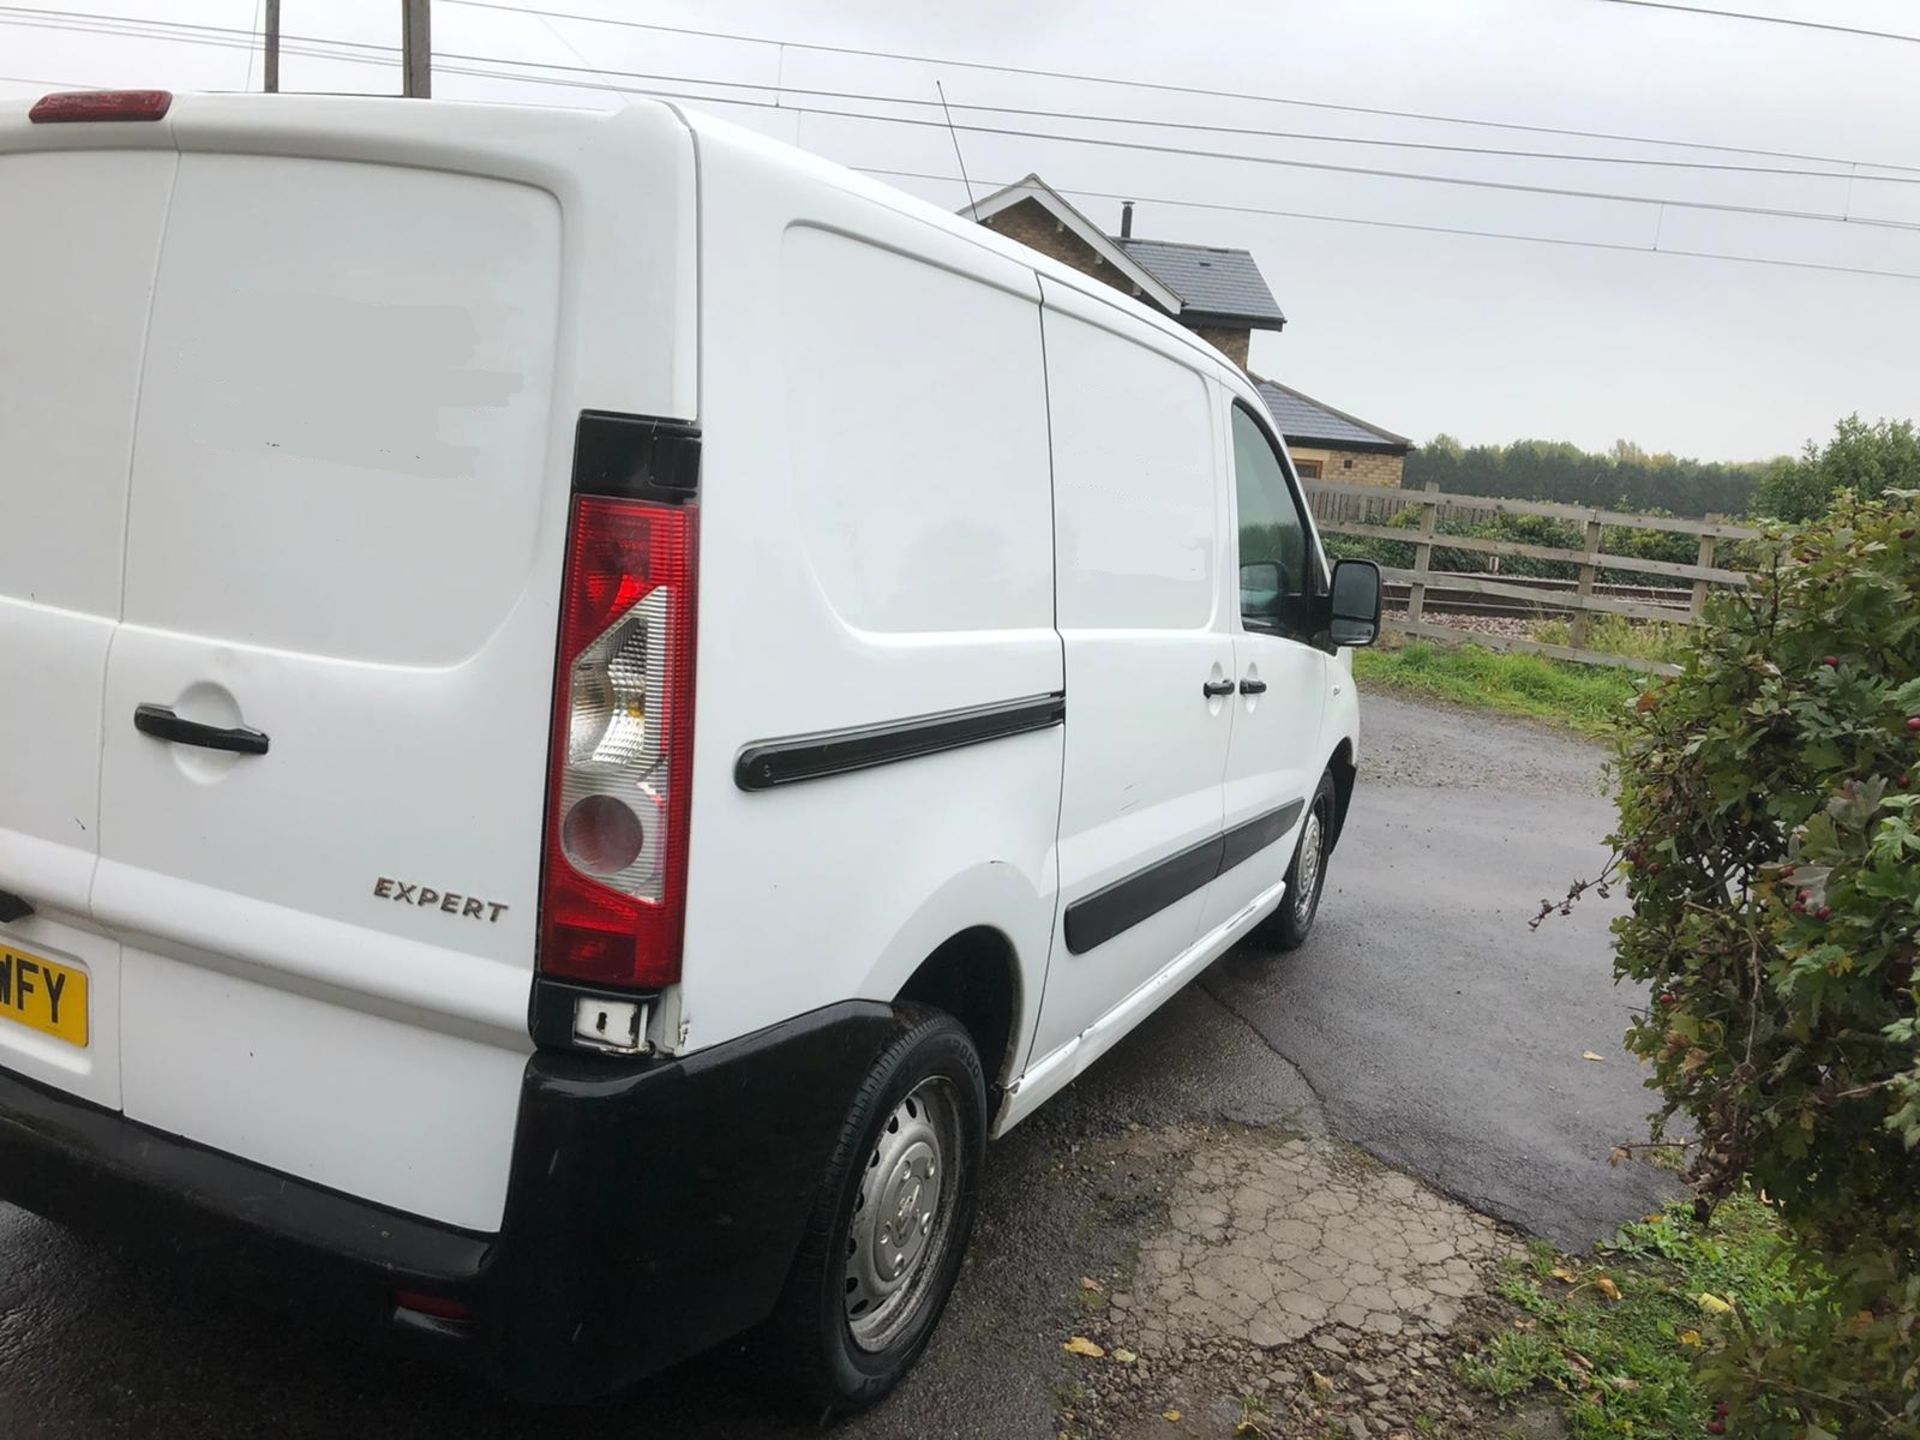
(263, 0, 280, 92)
(402, 0, 431, 97)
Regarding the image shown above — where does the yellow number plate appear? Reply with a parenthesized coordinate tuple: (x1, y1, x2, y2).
(0, 944, 89, 1048)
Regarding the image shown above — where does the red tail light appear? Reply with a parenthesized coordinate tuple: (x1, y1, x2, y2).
(539, 496, 697, 989)
(29, 90, 172, 123)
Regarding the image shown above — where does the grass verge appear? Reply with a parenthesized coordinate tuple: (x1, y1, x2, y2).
(1462, 1194, 1802, 1439)
(1352, 640, 1648, 737)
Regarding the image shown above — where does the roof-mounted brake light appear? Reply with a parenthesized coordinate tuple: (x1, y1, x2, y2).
(29, 90, 173, 124)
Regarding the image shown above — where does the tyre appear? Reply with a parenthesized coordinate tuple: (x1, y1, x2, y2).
(1260, 767, 1339, 952)
(768, 1003, 987, 1415)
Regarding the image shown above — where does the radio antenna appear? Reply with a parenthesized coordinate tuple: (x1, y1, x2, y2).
(936, 80, 978, 215)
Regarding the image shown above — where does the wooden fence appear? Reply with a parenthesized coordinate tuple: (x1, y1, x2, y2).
(1303, 480, 1764, 675)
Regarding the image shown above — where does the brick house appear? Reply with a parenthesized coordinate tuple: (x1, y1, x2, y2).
(1248, 377, 1411, 485)
(962, 174, 1410, 486)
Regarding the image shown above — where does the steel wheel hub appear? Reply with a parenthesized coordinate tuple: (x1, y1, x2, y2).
(844, 1078, 958, 1352)
(1295, 808, 1324, 921)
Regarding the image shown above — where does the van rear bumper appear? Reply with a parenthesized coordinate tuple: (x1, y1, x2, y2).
(0, 999, 899, 1403)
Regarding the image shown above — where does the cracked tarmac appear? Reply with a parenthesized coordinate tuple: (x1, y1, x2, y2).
(1126, 1133, 1517, 1354)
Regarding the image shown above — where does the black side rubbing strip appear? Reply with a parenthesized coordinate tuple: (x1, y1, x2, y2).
(735, 692, 1066, 792)
(1063, 798, 1308, 955)
(1219, 798, 1304, 875)
(573, 412, 701, 504)
(1064, 833, 1223, 957)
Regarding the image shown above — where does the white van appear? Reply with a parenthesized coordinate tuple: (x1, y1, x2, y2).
(0, 90, 1381, 1410)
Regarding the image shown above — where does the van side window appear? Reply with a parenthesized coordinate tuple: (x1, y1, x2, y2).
(1230, 404, 1312, 636)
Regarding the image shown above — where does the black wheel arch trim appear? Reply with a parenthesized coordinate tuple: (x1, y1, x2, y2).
(1062, 797, 1305, 955)
(735, 692, 1065, 791)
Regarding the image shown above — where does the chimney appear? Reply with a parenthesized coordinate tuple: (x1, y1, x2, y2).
(1120, 201, 1134, 239)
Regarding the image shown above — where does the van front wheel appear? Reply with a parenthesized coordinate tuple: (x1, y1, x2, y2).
(1262, 768, 1339, 952)
(769, 1004, 987, 1414)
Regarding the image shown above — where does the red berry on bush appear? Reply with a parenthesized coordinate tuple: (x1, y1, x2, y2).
(1659, 993, 1677, 1006)
(1818, 905, 1833, 921)
(1908, 716, 1920, 732)
(1716, 1402, 1730, 1417)
(1780, 864, 1796, 879)
(1647, 861, 1664, 875)
(1707, 1422, 1726, 1436)
(1900, 774, 1913, 789)
(1903, 528, 1916, 540)
(1823, 655, 1839, 668)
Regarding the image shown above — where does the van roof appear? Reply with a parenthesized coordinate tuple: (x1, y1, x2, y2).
(1, 89, 1252, 402)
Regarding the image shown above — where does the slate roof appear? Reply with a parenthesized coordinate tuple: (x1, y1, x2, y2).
(1252, 375, 1411, 453)
(1115, 238, 1287, 328)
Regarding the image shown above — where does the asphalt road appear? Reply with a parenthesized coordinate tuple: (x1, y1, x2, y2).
(1206, 692, 1677, 1250)
(0, 691, 1672, 1438)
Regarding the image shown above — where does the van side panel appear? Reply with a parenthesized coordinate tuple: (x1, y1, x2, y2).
(678, 121, 1062, 1067)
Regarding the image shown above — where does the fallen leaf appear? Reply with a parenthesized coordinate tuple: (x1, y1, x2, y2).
(1064, 1336, 1106, 1358)
(1608, 1375, 1642, 1392)
(1594, 1275, 1622, 1302)
(1567, 1350, 1595, 1372)
(1080, 1276, 1106, 1294)
(1113, 1348, 1138, 1364)
(1550, 1265, 1580, 1283)
(1310, 1369, 1335, 1393)
(1163, 1409, 1183, 1422)
(1607, 1146, 1629, 1167)
(1697, 1292, 1734, 1315)
(1582, 1051, 1606, 1063)
(1637, 690, 1660, 713)
(1512, 1317, 1537, 1332)
(1678, 1329, 1703, 1347)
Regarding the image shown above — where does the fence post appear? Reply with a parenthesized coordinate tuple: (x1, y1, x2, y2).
(1691, 517, 1719, 623)
(1407, 481, 1439, 623)
(1570, 514, 1603, 647)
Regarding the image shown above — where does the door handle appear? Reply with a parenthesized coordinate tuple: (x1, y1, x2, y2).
(1202, 678, 1236, 698)
(133, 703, 270, 756)
(1239, 677, 1268, 695)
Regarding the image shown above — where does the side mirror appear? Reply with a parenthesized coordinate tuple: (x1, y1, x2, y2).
(1328, 559, 1382, 647)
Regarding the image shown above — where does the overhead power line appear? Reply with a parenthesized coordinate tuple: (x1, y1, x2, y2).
(1595, 0, 1920, 44)
(862, 166, 1920, 284)
(410, 45, 1919, 187)
(12, 4, 1920, 282)
(7, 6, 1919, 238)
(440, 0, 1920, 177)
(6, 5, 1900, 183)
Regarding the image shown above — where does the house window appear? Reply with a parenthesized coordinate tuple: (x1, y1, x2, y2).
(1294, 458, 1323, 480)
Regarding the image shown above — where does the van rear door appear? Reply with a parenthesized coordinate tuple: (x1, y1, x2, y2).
(0, 129, 176, 1110)
(80, 96, 698, 1233)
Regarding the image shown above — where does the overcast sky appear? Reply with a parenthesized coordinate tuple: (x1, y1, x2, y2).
(7, 0, 1919, 461)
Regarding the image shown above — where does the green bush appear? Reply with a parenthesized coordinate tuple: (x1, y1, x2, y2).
(1605, 491, 1920, 1436)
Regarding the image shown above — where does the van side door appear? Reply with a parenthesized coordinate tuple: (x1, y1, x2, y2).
(1025, 281, 1235, 1067)
(1196, 397, 1328, 937)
